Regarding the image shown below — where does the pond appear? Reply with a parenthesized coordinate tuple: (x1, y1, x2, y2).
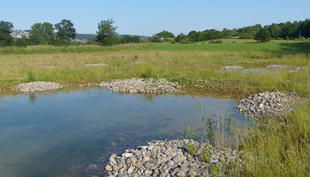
(0, 88, 246, 177)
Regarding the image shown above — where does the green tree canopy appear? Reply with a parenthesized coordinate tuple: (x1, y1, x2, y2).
(122, 35, 131, 43)
(132, 36, 140, 43)
(156, 30, 175, 39)
(175, 33, 187, 43)
(96, 18, 118, 46)
(54, 19, 76, 46)
(29, 22, 55, 45)
(255, 28, 271, 43)
(188, 31, 197, 42)
(0, 21, 14, 47)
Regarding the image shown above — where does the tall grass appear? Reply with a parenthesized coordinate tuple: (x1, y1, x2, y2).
(240, 102, 310, 176)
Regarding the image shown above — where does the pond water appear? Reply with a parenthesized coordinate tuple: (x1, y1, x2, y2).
(220, 67, 294, 73)
(0, 88, 245, 177)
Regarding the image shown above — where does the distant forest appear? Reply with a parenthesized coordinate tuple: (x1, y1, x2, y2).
(1, 18, 309, 47)
(75, 19, 310, 43)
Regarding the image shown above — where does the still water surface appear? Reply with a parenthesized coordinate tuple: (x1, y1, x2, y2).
(0, 88, 245, 177)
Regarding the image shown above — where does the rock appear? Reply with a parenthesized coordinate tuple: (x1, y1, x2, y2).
(105, 165, 112, 172)
(176, 171, 185, 176)
(122, 153, 133, 158)
(145, 170, 153, 175)
(173, 155, 186, 164)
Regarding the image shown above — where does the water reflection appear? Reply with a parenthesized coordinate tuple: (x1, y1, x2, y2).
(0, 88, 245, 177)
(29, 94, 37, 105)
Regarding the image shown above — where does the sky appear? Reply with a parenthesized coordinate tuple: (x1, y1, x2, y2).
(2, 0, 310, 36)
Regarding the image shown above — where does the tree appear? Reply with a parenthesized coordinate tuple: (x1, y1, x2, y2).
(255, 28, 271, 43)
(122, 35, 131, 43)
(188, 31, 197, 42)
(156, 30, 175, 39)
(15, 36, 28, 47)
(132, 36, 140, 43)
(0, 21, 14, 47)
(175, 33, 186, 42)
(29, 22, 55, 45)
(269, 23, 280, 39)
(54, 19, 76, 46)
(96, 18, 118, 46)
(222, 28, 233, 39)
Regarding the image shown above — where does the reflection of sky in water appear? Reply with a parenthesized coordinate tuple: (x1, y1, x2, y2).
(0, 88, 245, 177)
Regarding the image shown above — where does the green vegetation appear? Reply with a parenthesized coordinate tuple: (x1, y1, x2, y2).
(0, 21, 14, 47)
(29, 22, 55, 45)
(96, 18, 119, 46)
(189, 143, 195, 156)
(202, 152, 210, 163)
(184, 120, 196, 140)
(54, 19, 76, 46)
(255, 28, 271, 43)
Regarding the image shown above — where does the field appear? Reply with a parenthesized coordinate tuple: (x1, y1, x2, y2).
(1, 40, 310, 176)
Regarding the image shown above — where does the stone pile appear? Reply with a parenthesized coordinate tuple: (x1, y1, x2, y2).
(105, 139, 244, 177)
(222, 66, 243, 70)
(15, 81, 63, 93)
(98, 78, 180, 94)
(265, 64, 292, 68)
(85, 63, 109, 67)
(237, 91, 297, 118)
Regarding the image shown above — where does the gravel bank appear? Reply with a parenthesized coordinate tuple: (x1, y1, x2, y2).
(15, 81, 63, 93)
(105, 139, 243, 177)
(237, 91, 298, 118)
(98, 78, 180, 94)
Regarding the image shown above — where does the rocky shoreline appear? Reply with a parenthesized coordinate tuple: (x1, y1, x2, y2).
(105, 139, 243, 177)
(98, 78, 180, 94)
(237, 91, 298, 118)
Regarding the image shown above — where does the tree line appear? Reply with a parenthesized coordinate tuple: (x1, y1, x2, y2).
(1, 18, 309, 47)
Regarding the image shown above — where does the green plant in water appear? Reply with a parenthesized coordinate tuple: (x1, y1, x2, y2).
(184, 120, 196, 140)
(27, 71, 36, 82)
(200, 100, 207, 144)
(189, 143, 195, 155)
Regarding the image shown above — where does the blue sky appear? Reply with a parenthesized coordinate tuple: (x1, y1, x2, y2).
(2, 0, 310, 36)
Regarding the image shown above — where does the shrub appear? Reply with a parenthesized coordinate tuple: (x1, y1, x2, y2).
(27, 71, 36, 82)
(209, 40, 223, 44)
(170, 40, 176, 44)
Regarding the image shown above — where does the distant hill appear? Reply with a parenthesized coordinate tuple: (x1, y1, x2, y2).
(75, 33, 150, 41)
(75, 33, 97, 41)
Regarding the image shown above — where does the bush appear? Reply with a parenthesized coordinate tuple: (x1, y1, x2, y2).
(209, 40, 223, 44)
(170, 40, 176, 44)
(255, 28, 271, 43)
(179, 39, 191, 44)
(14, 36, 28, 47)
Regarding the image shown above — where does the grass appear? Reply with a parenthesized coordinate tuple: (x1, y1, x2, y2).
(1, 41, 310, 176)
(240, 102, 310, 176)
